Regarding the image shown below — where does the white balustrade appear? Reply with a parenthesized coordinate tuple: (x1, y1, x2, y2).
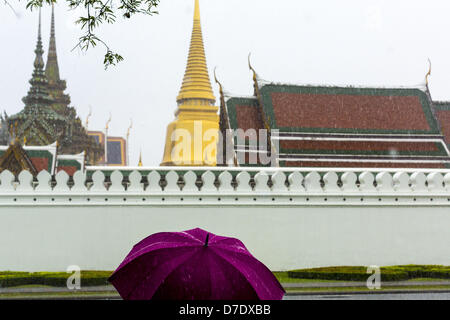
(271, 172, 288, 193)
(236, 171, 252, 192)
(147, 171, 162, 193)
(72, 171, 87, 192)
(110, 171, 125, 192)
(341, 172, 358, 192)
(183, 171, 198, 192)
(90, 171, 107, 192)
(218, 171, 234, 192)
(410, 172, 427, 192)
(0, 168, 450, 206)
(16, 170, 34, 192)
(427, 172, 445, 193)
(393, 172, 410, 192)
(288, 172, 304, 193)
(376, 172, 394, 192)
(128, 171, 142, 192)
(359, 172, 376, 192)
(304, 172, 322, 192)
(201, 171, 217, 193)
(54, 170, 70, 192)
(35, 171, 52, 192)
(165, 171, 180, 192)
(254, 172, 270, 192)
(445, 173, 450, 192)
(0, 170, 15, 192)
(323, 172, 340, 192)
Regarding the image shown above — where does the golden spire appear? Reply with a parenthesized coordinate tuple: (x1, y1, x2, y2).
(176, 0, 215, 105)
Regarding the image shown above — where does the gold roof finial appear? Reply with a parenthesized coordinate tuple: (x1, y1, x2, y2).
(176, 0, 215, 104)
(105, 113, 112, 130)
(248, 52, 257, 82)
(214, 67, 224, 97)
(138, 150, 143, 167)
(85, 106, 92, 130)
(126, 119, 133, 140)
(425, 58, 432, 87)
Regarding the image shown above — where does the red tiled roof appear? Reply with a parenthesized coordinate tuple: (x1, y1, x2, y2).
(221, 85, 449, 168)
(236, 105, 264, 131)
(30, 157, 49, 172)
(435, 110, 450, 146)
(258, 85, 440, 134)
(271, 92, 430, 131)
(57, 166, 78, 176)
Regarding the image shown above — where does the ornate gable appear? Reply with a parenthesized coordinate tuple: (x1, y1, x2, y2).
(0, 142, 38, 176)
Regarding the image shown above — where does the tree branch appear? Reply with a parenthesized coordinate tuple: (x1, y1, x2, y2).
(7, 0, 160, 68)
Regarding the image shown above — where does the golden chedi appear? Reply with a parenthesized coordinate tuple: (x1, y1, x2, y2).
(161, 0, 219, 166)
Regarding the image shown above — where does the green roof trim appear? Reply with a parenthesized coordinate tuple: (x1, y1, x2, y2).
(433, 102, 450, 111)
(259, 84, 441, 135)
(57, 159, 81, 170)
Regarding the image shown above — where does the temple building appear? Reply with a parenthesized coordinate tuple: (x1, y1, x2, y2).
(160, 0, 450, 169)
(88, 131, 127, 166)
(161, 0, 219, 166)
(0, 141, 84, 176)
(218, 65, 450, 168)
(0, 7, 128, 174)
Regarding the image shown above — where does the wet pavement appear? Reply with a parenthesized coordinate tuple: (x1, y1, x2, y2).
(284, 291, 450, 300)
(1, 284, 449, 300)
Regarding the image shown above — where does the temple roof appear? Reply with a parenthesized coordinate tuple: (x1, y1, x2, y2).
(19, 9, 55, 111)
(226, 97, 263, 134)
(432, 101, 450, 149)
(176, 0, 215, 104)
(9, 9, 66, 145)
(258, 84, 440, 135)
(45, 5, 60, 83)
(45, 4, 71, 109)
(0, 141, 38, 176)
(221, 81, 450, 168)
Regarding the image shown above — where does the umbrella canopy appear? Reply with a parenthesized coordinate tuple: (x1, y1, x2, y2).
(108, 228, 285, 300)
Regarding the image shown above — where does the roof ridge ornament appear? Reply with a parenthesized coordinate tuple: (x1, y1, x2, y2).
(105, 113, 112, 131)
(126, 119, 133, 140)
(138, 149, 143, 167)
(248, 53, 258, 82)
(85, 106, 92, 130)
(214, 67, 224, 97)
(425, 58, 432, 87)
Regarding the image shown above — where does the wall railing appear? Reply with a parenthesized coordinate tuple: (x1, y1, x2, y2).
(0, 168, 450, 206)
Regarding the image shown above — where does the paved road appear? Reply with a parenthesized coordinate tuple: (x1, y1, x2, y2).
(3, 280, 450, 294)
(2, 284, 450, 300)
(285, 292, 450, 300)
(0, 285, 115, 294)
(283, 281, 450, 288)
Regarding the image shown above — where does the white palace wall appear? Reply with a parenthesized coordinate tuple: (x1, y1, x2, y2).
(0, 167, 450, 272)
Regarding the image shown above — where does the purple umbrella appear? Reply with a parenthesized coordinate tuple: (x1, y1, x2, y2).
(108, 228, 285, 300)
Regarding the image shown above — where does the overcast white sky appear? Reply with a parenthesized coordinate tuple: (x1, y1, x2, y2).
(1, 0, 450, 166)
